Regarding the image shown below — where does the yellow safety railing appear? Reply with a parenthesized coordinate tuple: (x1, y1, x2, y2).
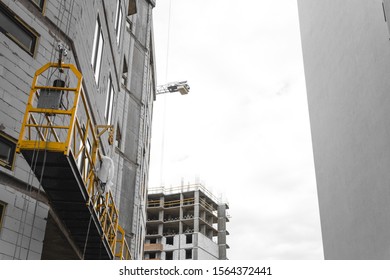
(147, 199, 161, 207)
(183, 197, 194, 205)
(17, 62, 131, 260)
(164, 199, 181, 208)
(161, 197, 194, 208)
(199, 197, 216, 213)
(116, 225, 131, 260)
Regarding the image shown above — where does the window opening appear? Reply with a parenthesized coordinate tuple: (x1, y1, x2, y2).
(115, 122, 122, 148)
(165, 251, 173, 260)
(115, 0, 123, 44)
(91, 16, 104, 84)
(105, 75, 114, 124)
(185, 249, 192, 259)
(122, 57, 128, 86)
(150, 238, 157, 244)
(166, 236, 174, 245)
(186, 234, 192, 244)
(0, 133, 16, 170)
(0, 3, 39, 56)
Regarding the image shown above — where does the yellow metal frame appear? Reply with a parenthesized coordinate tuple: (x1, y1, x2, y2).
(17, 62, 131, 260)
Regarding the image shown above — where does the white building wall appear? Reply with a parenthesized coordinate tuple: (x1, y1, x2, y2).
(197, 234, 218, 260)
(298, 0, 390, 259)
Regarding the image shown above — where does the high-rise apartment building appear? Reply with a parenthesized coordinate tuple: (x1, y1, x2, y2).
(298, 0, 390, 259)
(144, 184, 229, 260)
(0, 0, 156, 259)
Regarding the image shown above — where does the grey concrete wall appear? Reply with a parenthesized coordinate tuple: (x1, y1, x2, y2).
(298, 0, 390, 259)
(118, 0, 155, 259)
(0, 184, 49, 259)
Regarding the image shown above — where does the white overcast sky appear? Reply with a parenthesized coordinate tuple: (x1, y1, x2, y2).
(148, 0, 324, 260)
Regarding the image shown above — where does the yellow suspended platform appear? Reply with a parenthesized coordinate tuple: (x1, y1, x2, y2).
(17, 62, 130, 260)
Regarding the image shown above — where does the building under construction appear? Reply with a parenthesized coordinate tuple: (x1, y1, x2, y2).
(144, 184, 229, 260)
(0, 0, 156, 259)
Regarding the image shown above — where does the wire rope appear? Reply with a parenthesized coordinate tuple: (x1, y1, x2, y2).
(82, 215, 93, 259)
(159, 0, 173, 187)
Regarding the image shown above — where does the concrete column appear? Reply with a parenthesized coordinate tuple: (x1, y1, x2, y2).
(193, 190, 200, 260)
(217, 204, 228, 260)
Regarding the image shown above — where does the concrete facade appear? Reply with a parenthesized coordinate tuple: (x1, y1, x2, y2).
(0, 0, 156, 259)
(0, 175, 49, 260)
(298, 0, 390, 259)
(144, 184, 229, 260)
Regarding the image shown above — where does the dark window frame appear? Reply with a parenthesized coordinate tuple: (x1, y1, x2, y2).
(0, 133, 17, 170)
(0, 2, 39, 56)
(30, 0, 45, 11)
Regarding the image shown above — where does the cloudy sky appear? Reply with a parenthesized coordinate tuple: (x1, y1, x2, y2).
(148, 0, 324, 260)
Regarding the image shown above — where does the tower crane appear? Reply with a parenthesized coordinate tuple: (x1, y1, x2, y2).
(156, 81, 190, 95)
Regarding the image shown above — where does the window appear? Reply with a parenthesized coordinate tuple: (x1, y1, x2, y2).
(115, 123, 122, 148)
(115, 0, 123, 44)
(121, 57, 128, 87)
(128, 0, 137, 16)
(0, 202, 5, 231)
(91, 16, 104, 84)
(126, 18, 132, 32)
(31, 0, 45, 10)
(165, 251, 173, 260)
(185, 249, 192, 259)
(105, 75, 114, 124)
(0, 133, 16, 170)
(166, 236, 174, 245)
(186, 234, 192, 244)
(384, 0, 390, 38)
(0, 3, 39, 56)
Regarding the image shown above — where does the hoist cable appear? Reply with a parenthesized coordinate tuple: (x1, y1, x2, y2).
(159, 0, 173, 187)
